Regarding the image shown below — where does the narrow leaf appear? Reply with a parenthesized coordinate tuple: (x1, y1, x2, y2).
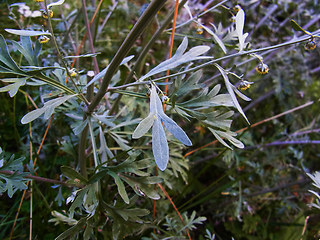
(200, 23, 227, 54)
(215, 64, 249, 124)
(85, 55, 134, 88)
(209, 128, 232, 149)
(0, 35, 20, 71)
(108, 171, 129, 204)
(48, 0, 65, 8)
(5, 29, 51, 37)
(152, 118, 169, 171)
(132, 114, 155, 139)
(160, 113, 192, 146)
(60, 166, 88, 183)
(235, 8, 246, 51)
(55, 218, 86, 240)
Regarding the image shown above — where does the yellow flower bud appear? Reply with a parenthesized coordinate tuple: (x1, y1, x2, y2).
(68, 68, 77, 77)
(38, 35, 50, 44)
(160, 95, 170, 103)
(42, 9, 53, 19)
(238, 80, 253, 91)
(305, 40, 316, 51)
(256, 63, 269, 75)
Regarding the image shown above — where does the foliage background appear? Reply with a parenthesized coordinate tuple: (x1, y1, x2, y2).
(0, 0, 320, 239)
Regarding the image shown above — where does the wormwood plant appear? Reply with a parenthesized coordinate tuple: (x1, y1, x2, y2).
(0, 0, 319, 239)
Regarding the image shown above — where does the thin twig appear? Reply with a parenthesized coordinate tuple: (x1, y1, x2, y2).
(0, 170, 79, 187)
(244, 140, 320, 150)
(151, 30, 320, 83)
(97, 0, 119, 39)
(246, 178, 310, 197)
(164, 0, 180, 96)
(43, 0, 85, 101)
(9, 115, 54, 240)
(81, 0, 100, 74)
(157, 183, 192, 240)
(184, 100, 314, 157)
(66, 0, 103, 83)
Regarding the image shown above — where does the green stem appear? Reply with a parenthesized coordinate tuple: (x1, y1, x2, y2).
(78, 124, 88, 178)
(109, 0, 188, 114)
(88, 118, 99, 168)
(87, 0, 167, 113)
(78, 72, 95, 178)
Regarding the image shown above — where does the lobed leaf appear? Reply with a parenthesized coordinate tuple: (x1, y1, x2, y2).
(0, 77, 27, 97)
(108, 171, 130, 204)
(21, 94, 76, 124)
(139, 37, 211, 81)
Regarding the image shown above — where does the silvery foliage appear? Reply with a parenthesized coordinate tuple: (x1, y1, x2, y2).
(133, 85, 192, 171)
(307, 171, 320, 209)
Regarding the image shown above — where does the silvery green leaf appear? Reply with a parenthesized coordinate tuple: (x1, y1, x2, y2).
(85, 55, 134, 88)
(218, 130, 244, 149)
(12, 37, 35, 66)
(160, 113, 192, 146)
(208, 84, 221, 98)
(235, 8, 247, 52)
(132, 114, 155, 139)
(309, 190, 320, 200)
(200, 23, 227, 54)
(174, 36, 188, 58)
(110, 132, 131, 151)
(64, 53, 100, 59)
(232, 85, 251, 101)
(5, 29, 51, 37)
(71, 119, 88, 136)
(0, 35, 21, 71)
(211, 128, 244, 149)
(0, 77, 27, 97)
(209, 128, 232, 149)
(150, 85, 161, 113)
(99, 126, 114, 161)
(152, 118, 169, 171)
(176, 70, 203, 96)
(212, 93, 234, 107)
(204, 110, 233, 131)
(184, 1, 194, 19)
(110, 118, 141, 130)
(21, 94, 76, 124)
(215, 64, 249, 124)
(48, 0, 65, 8)
(139, 37, 211, 81)
(307, 171, 320, 188)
